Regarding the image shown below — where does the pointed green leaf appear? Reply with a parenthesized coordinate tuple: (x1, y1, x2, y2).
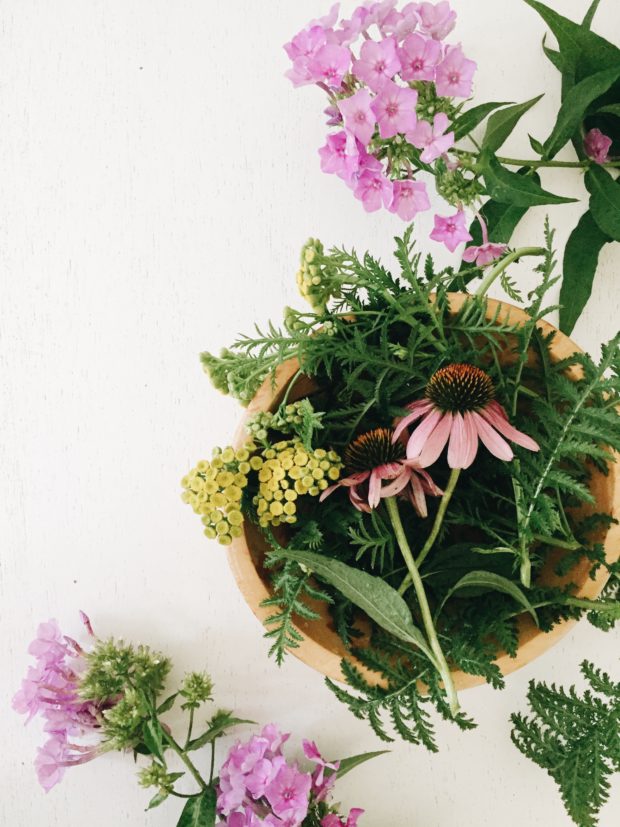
(585, 166, 620, 240)
(437, 571, 538, 623)
(177, 788, 216, 827)
(335, 750, 389, 779)
(482, 95, 544, 152)
(582, 0, 602, 30)
(452, 101, 512, 141)
(142, 719, 166, 762)
(186, 715, 254, 752)
(560, 211, 611, 334)
(597, 103, 620, 117)
(482, 152, 576, 206)
(542, 34, 564, 74)
(275, 548, 438, 666)
(543, 66, 620, 159)
(147, 792, 169, 811)
(529, 134, 545, 155)
(157, 693, 178, 714)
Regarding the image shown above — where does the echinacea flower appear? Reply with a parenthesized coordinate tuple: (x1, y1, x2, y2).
(320, 427, 442, 516)
(407, 112, 454, 163)
(584, 128, 613, 165)
(393, 364, 540, 469)
(462, 214, 507, 267)
(435, 44, 476, 98)
(430, 209, 472, 252)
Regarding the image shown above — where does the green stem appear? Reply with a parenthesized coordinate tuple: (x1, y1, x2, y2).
(473, 247, 546, 301)
(533, 534, 581, 551)
(209, 740, 216, 785)
(160, 728, 208, 792)
(386, 497, 460, 717)
(496, 156, 620, 169)
(184, 708, 195, 750)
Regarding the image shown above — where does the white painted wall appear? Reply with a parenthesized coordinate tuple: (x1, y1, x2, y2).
(1, 1, 618, 825)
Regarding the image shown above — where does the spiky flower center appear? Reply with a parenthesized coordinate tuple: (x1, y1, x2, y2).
(344, 428, 405, 473)
(426, 363, 495, 413)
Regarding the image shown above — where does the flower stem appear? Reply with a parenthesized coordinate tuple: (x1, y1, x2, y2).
(473, 247, 546, 302)
(496, 155, 620, 169)
(386, 497, 460, 717)
(160, 728, 208, 792)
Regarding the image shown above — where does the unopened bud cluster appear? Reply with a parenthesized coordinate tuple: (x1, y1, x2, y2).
(180, 671, 214, 710)
(296, 238, 341, 312)
(201, 349, 268, 406)
(435, 164, 483, 207)
(139, 761, 178, 796)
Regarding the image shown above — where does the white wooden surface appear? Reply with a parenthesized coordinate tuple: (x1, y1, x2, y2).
(2, 1, 619, 824)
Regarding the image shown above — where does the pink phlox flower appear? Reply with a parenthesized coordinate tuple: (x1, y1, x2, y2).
(265, 763, 312, 824)
(363, 0, 399, 34)
(371, 81, 418, 138)
(352, 37, 401, 92)
(319, 131, 360, 183)
(225, 807, 263, 827)
(217, 769, 248, 815)
(336, 7, 371, 46)
(462, 214, 507, 267)
(398, 32, 442, 82)
(260, 724, 290, 756)
(430, 209, 472, 252)
(79, 610, 95, 637)
(308, 43, 352, 88)
(389, 179, 431, 221)
(324, 104, 342, 126)
(417, 1, 457, 40)
(285, 26, 338, 87)
(353, 168, 393, 212)
(321, 810, 365, 827)
(302, 740, 339, 787)
(407, 112, 454, 162)
(245, 756, 286, 800)
(393, 365, 540, 469)
(584, 128, 613, 164)
(435, 44, 476, 98)
(337, 88, 376, 145)
(309, 3, 341, 30)
(35, 736, 69, 792)
(382, 3, 421, 41)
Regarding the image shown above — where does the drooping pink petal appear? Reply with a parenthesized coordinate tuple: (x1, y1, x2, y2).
(392, 399, 434, 442)
(379, 468, 411, 498)
(471, 411, 513, 461)
(418, 410, 453, 466)
(368, 468, 382, 508)
(417, 467, 444, 497)
(461, 411, 480, 468)
(408, 472, 428, 517)
(349, 486, 372, 513)
(447, 410, 468, 468)
(406, 407, 443, 457)
(480, 404, 540, 452)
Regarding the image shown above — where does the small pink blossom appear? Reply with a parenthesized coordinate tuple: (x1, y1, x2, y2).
(324, 104, 342, 126)
(225, 808, 263, 827)
(319, 131, 360, 183)
(309, 3, 341, 30)
(383, 3, 421, 41)
(389, 179, 431, 221)
(584, 128, 613, 164)
(308, 43, 351, 88)
(430, 209, 472, 252)
(435, 44, 476, 98)
(321, 809, 365, 827)
(363, 0, 399, 34)
(462, 214, 507, 267)
(371, 81, 418, 138)
(354, 169, 393, 212)
(398, 32, 442, 82)
(352, 37, 401, 92)
(302, 740, 339, 788)
(265, 763, 312, 824)
(417, 1, 457, 40)
(338, 89, 376, 145)
(284, 27, 331, 87)
(407, 112, 454, 163)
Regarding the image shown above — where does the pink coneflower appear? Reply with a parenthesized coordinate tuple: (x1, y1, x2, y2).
(394, 364, 540, 469)
(320, 427, 442, 515)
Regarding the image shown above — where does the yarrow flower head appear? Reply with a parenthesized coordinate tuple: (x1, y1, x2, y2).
(393, 363, 540, 469)
(321, 426, 442, 516)
(584, 128, 612, 165)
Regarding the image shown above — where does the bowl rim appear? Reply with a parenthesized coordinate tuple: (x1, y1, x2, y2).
(227, 294, 620, 689)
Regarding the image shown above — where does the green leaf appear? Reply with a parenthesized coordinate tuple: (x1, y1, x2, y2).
(187, 713, 254, 752)
(147, 792, 168, 811)
(597, 103, 620, 117)
(481, 151, 577, 206)
(582, 0, 602, 29)
(437, 571, 539, 624)
(275, 548, 438, 666)
(585, 165, 620, 240)
(543, 66, 620, 159)
(452, 101, 512, 141)
(335, 750, 389, 779)
(529, 134, 544, 155)
(560, 211, 611, 334)
(157, 693, 178, 714)
(177, 788, 216, 827)
(542, 34, 565, 74)
(142, 719, 166, 762)
(482, 95, 544, 152)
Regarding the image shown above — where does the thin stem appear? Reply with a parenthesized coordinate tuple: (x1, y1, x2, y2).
(497, 155, 620, 169)
(473, 247, 547, 303)
(386, 497, 460, 717)
(533, 534, 581, 551)
(209, 740, 216, 785)
(184, 708, 195, 750)
(160, 728, 208, 792)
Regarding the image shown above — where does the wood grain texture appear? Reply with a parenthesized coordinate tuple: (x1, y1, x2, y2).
(1, 1, 619, 825)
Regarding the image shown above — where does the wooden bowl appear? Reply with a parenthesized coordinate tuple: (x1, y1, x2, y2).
(228, 295, 620, 689)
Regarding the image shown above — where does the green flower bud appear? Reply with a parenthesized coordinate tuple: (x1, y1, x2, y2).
(180, 671, 214, 709)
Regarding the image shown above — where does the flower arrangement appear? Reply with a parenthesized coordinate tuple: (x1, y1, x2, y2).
(284, 0, 620, 333)
(13, 613, 377, 827)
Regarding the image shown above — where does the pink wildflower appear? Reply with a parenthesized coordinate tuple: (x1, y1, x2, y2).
(462, 215, 507, 267)
(393, 364, 540, 469)
(285, 27, 332, 87)
(584, 128, 613, 165)
(398, 32, 442, 81)
(352, 37, 401, 92)
(309, 3, 341, 30)
(363, 0, 400, 34)
(383, 3, 421, 41)
(371, 81, 418, 138)
(389, 179, 431, 221)
(417, 1, 457, 40)
(338, 89, 376, 145)
(308, 43, 351, 88)
(407, 112, 454, 163)
(353, 169, 393, 212)
(322, 810, 365, 827)
(265, 763, 312, 824)
(225, 808, 263, 827)
(319, 131, 360, 183)
(302, 740, 339, 788)
(430, 210, 472, 252)
(435, 45, 476, 98)
(321, 427, 442, 516)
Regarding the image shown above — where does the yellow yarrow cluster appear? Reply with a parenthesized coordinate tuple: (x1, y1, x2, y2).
(254, 439, 342, 528)
(181, 445, 261, 546)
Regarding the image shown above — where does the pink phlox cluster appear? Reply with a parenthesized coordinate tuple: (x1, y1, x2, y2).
(12, 615, 103, 792)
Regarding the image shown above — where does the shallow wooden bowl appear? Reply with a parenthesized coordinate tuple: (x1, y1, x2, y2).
(228, 295, 620, 689)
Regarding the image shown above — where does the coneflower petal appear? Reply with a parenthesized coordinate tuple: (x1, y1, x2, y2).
(462, 411, 480, 468)
(409, 473, 428, 518)
(447, 411, 468, 468)
(350, 486, 372, 513)
(471, 411, 513, 461)
(406, 408, 443, 457)
(368, 469, 382, 509)
(481, 405, 540, 452)
(418, 411, 453, 467)
(379, 469, 411, 499)
(392, 400, 434, 442)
